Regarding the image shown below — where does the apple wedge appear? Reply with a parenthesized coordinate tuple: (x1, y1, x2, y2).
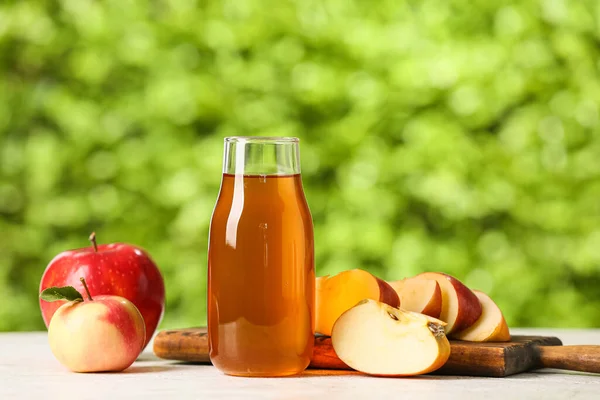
(316, 269, 399, 336)
(415, 272, 482, 334)
(388, 277, 442, 318)
(451, 290, 510, 342)
(331, 299, 450, 376)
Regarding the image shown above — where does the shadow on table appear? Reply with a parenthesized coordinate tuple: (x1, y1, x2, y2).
(139, 360, 473, 379)
(136, 352, 163, 362)
(123, 365, 174, 374)
(295, 370, 471, 380)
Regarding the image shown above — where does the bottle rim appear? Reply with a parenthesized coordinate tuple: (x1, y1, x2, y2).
(224, 136, 299, 144)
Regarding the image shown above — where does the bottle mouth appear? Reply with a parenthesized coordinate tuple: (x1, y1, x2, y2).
(224, 136, 299, 144)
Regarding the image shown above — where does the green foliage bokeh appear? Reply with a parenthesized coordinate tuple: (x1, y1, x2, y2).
(2, 0, 600, 331)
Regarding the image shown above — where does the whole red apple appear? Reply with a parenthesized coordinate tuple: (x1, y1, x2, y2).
(41, 278, 146, 372)
(39, 233, 165, 347)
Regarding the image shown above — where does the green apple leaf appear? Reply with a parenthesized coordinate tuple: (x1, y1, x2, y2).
(39, 286, 84, 302)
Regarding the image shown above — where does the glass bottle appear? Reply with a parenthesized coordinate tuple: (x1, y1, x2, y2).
(207, 137, 315, 377)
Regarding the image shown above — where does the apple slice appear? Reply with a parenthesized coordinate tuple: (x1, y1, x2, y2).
(415, 272, 482, 334)
(451, 290, 510, 342)
(331, 299, 450, 376)
(388, 277, 442, 318)
(316, 269, 399, 336)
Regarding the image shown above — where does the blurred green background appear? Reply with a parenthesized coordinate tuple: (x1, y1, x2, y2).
(2, 0, 600, 331)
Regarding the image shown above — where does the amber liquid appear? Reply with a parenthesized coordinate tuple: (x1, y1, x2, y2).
(208, 173, 315, 376)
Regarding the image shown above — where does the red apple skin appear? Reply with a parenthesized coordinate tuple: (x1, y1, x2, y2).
(376, 278, 400, 308)
(48, 295, 146, 372)
(40, 243, 165, 347)
(444, 274, 482, 333)
(417, 272, 482, 334)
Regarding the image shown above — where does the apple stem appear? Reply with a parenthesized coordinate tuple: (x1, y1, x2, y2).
(80, 277, 93, 301)
(89, 232, 98, 252)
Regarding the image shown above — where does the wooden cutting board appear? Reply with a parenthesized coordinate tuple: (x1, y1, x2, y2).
(153, 327, 600, 377)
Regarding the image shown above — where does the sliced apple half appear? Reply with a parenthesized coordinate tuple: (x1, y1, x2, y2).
(316, 269, 400, 336)
(451, 290, 510, 342)
(331, 299, 450, 376)
(388, 277, 442, 318)
(415, 272, 482, 334)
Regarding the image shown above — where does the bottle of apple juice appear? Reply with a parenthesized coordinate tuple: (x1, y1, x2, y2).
(207, 137, 315, 377)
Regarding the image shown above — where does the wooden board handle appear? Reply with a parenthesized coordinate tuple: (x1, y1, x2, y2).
(538, 345, 600, 374)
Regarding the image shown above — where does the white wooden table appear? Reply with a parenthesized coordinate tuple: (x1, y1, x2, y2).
(1, 329, 599, 399)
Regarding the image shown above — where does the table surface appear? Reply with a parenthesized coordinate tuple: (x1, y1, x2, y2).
(1, 328, 599, 400)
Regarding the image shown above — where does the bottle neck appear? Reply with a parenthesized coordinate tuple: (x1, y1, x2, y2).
(223, 137, 301, 175)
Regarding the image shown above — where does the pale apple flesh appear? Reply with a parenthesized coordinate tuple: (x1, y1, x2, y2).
(388, 277, 442, 318)
(451, 290, 510, 342)
(316, 269, 400, 336)
(416, 272, 482, 334)
(48, 295, 146, 372)
(331, 299, 451, 376)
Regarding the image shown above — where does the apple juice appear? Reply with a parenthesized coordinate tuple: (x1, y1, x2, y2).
(208, 173, 315, 377)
